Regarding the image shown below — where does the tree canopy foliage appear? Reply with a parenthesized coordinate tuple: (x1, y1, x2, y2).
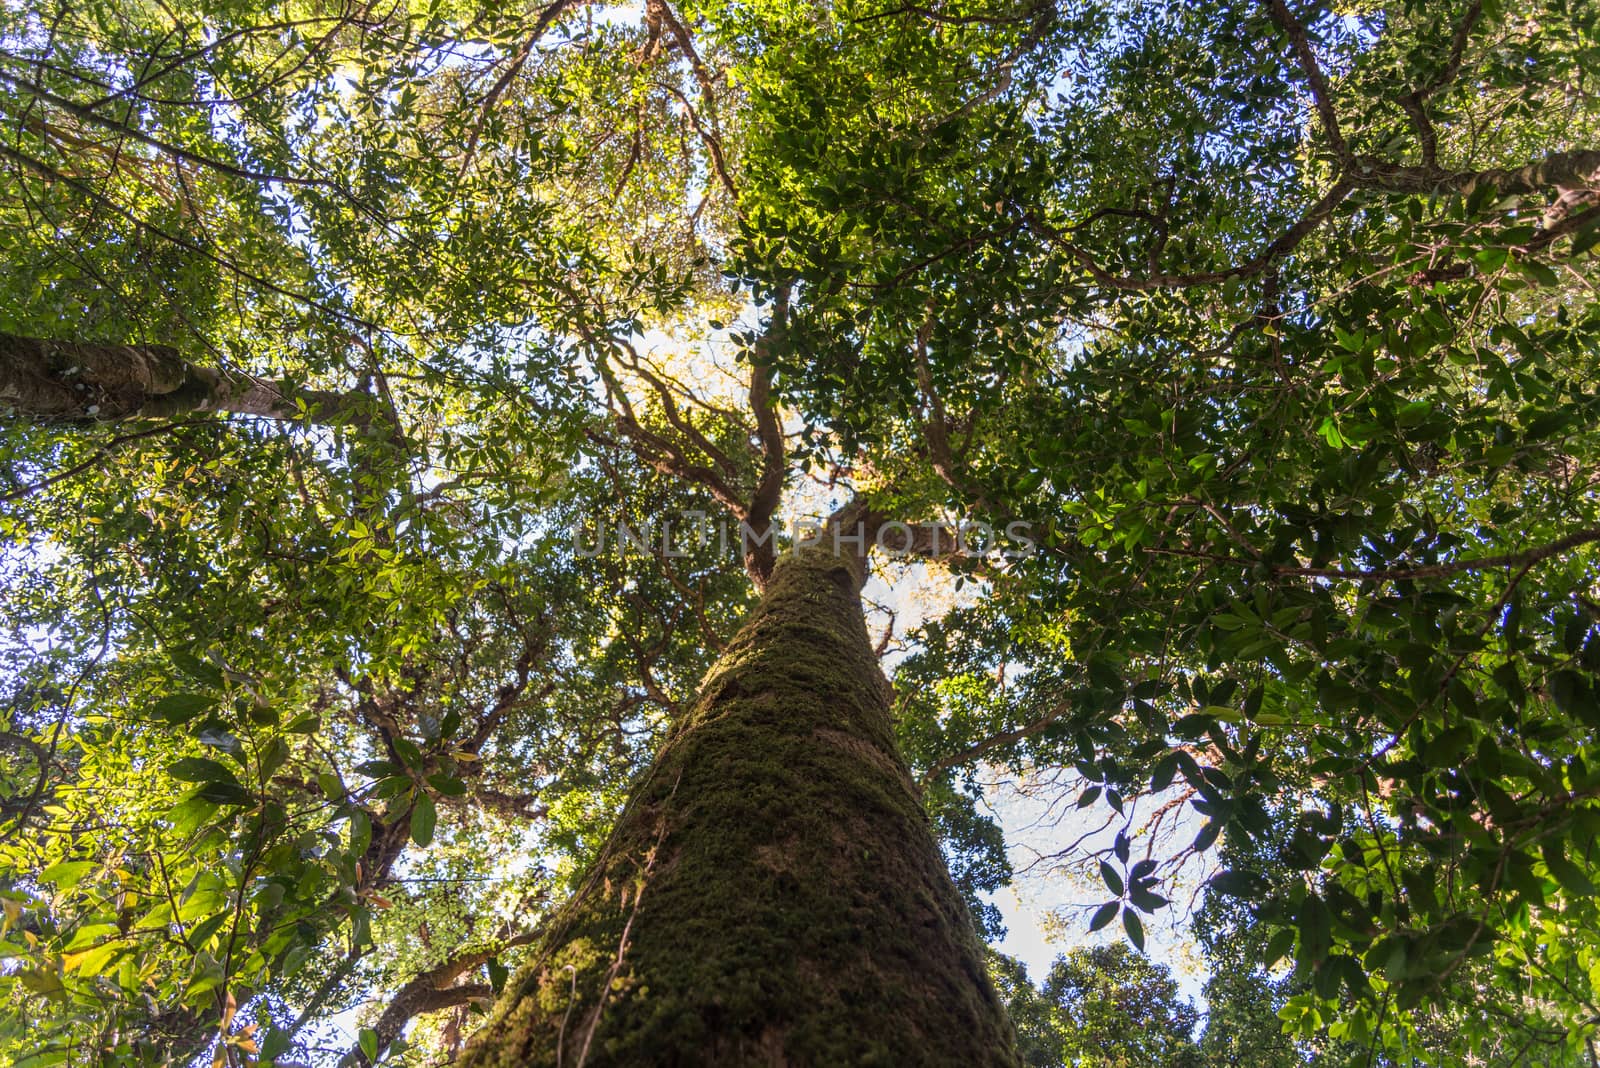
(2, 0, 1599, 1063)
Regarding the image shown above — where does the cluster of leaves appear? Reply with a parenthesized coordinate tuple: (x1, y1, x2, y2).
(723, 0, 1600, 1059)
(1, 0, 771, 1059)
(0, 393, 753, 1061)
(993, 944, 1205, 1068)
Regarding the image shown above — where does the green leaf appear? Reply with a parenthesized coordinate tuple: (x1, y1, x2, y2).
(285, 712, 322, 734)
(167, 797, 219, 834)
(1541, 842, 1595, 897)
(151, 693, 216, 724)
(350, 809, 373, 857)
(1550, 670, 1600, 725)
(1089, 900, 1120, 932)
(18, 968, 66, 1000)
(1100, 860, 1124, 897)
(371, 775, 413, 800)
(260, 1030, 292, 1059)
(197, 726, 243, 757)
(425, 773, 467, 797)
(167, 757, 245, 790)
(1208, 869, 1266, 898)
(393, 737, 424, 769)
(63, 939, 125, 978)
(1572, 221, 1600, 256)
(186, 912, 230, 949)
(1297, 896, 1333, 964)
(1129, 886, 1169, 913)
(359, 1027, 379, 1062)
(410, 794, 437, 848)
(1122, 907, 1145, 952)
(1264, 927, 1296, 968)
(1150, 753, 1180, 792)
(39, 860, 95, 889)
(190, 781, 254, 806)
(259, 736, 291, 778)
(1517, 258, 1559, 287)
(1474, 246, 1508, 272)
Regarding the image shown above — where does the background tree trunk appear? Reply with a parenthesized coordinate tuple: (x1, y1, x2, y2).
(463, 546, 1019, 1067)
(0, 332, 359, 423)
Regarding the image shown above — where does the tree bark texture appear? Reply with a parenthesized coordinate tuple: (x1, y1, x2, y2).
(0, 332, 357, 423)
(462, 546, 1019, 1067)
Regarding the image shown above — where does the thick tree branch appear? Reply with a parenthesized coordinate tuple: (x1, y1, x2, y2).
(1264, 0, 1349, 161)
(650, 0, 718, 99)
(346, 931, 538, 1066)
(656, 80, 737, 201)
(0, 332, 367, 424)
(1354, 148, 1600, 198)
(1395, 0, 1484, 167)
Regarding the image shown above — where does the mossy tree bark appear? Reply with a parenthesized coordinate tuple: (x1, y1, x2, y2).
(463, 543, 1019, 1066)
(0, 332, 361, 423)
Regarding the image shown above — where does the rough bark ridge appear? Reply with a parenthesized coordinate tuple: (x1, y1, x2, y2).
(0, 332, 356, 422)
(462, 544, 1019, 1066)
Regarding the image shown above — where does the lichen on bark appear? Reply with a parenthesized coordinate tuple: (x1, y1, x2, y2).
(462, 544, 1019, 1066)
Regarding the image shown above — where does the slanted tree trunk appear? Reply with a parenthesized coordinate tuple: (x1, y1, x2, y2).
(463, 542, 1018, 1066)
(0, 332, 360, 423)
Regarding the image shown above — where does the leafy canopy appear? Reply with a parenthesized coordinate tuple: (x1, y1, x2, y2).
(2, 0, 1600, 1064)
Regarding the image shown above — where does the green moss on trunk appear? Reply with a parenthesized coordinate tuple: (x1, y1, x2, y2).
(462, 548, 1019, 1066)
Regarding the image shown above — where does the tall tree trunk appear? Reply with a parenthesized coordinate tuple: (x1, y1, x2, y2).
(0, 332, 360, 423)
(463, 545, 1019, 1067)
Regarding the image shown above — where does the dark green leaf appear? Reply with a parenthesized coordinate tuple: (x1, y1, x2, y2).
(410, 794, 437, 848)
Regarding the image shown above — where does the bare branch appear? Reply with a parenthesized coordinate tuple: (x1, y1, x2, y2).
(612, 340, 743, 480)
(745, 297, 789, 520)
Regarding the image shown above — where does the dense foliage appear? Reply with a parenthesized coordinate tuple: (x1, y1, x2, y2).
(2, 0, 1598, 1063)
